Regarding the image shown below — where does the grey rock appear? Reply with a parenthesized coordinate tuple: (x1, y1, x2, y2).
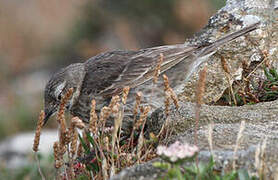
(112, 100, 278, 179)
(0, 130, 58, 168)
(110, 159, 163, 180)
(179, 0, 277, 104)
(111, 0, 278, 179)
(148, 100, 278, 135)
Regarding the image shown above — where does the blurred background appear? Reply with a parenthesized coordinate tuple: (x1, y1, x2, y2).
(0, 0, 225, 140)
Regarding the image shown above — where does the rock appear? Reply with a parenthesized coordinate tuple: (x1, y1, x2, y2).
(110, 159, 163, 180)
(173, 122, 278, 178)
(111, 0, 278, 179)
(178, 0, 277, 104)
(0, 130, 58, 168)
(112, 100, 278, 179)
(148, 100, 278, 135)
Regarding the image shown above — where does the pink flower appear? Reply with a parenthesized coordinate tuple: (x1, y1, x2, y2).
(157, 141, 198, 162)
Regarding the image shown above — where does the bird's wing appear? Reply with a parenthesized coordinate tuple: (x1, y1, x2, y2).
(81, 44, 195, 98)
(79, 23, 260, 101)
(80, 51, 135, 97)
(114, 44, 195, 89)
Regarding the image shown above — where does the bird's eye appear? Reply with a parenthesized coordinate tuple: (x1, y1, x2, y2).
(58, 94, 62, 100)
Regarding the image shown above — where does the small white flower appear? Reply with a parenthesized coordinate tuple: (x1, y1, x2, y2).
(156, 141, 199, 162)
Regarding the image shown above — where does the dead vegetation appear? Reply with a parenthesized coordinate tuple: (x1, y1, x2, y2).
(32, 49, 274, 179)
(33, 54, 181, 179)
(217, 49, 278, 106)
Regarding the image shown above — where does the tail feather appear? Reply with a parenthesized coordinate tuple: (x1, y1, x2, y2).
(199, 22, 260, 56)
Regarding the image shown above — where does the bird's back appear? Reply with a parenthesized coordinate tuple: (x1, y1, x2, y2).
(70, 45, 196, 122)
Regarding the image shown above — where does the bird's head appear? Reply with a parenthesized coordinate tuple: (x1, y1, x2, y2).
(43, 63, 85, 125)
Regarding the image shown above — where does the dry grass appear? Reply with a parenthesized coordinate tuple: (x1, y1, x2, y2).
(129, 91, 143, 147)
(153, 53, 164, 84)
(217, 46, 275, 107)
(32, 57, 271, 179)
(53, 141, 63, 169)
(232, 120, 246, 170)
(33, 110, 45, 152)
(221, 56, 237, 105)
(89, 99, 98, 134)
(194, 66, 207, 166)
(122, 86, 130, 105)
(33, 56, 183, 179)
(207, 123, 214, 158)
(195, 66, 207, 145)
(33, 110, 46, 180)
(43, 89, 172, 179)
(157, 74, 180, 139)
(255, 137, 268, 179)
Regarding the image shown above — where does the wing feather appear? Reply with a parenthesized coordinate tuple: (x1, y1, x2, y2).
(80, 44, 195, 98)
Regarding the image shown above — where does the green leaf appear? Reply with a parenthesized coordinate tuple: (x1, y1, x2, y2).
(85, 131, 97, 147)
(269, 82, 278, 86)
(196, 157, 215, 179)
(269, 68, 278, 80)
(153, 162, 171, 169)
(88, 161, 99, 173)
(265, 91, 278, 95)
(183, 172, 194, 180)
(167, 167, 183, 180)
(222, 171, 238, 180)
(238, 169, 250, 180)
(214, 176, 221, 180)
(78, 133, 90, 154)
(264, 67, 274, 81)
(75, 174, 91, 180)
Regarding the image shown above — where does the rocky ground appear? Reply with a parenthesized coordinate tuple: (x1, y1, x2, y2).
(112, 0, 278, 179)
(0, 0, 277, 179)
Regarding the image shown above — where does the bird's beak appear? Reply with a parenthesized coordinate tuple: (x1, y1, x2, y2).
(43, 108, 55, 126)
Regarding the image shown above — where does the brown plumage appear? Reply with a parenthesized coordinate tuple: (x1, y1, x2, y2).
(44, 22, 259, 128)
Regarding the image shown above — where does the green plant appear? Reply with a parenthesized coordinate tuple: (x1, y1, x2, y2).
(260, 67, 278, 101)
(153, 142, 258, 180)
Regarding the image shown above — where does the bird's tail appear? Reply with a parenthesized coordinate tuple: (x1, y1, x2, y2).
(198, 22, 260, 56)
(120, 22, 260, 89)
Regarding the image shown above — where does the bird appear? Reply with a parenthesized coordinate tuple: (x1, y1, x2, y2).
(43, 22, 259, 128)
